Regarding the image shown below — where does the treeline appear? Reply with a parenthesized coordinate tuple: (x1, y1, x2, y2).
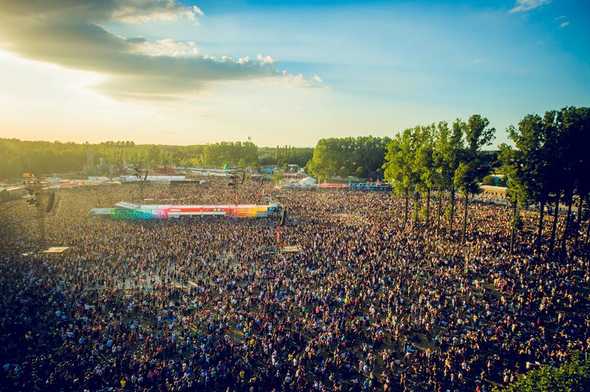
(380, 106, 590, 254)
(306, 136, 391, 180)
(258, 146, 313, 168)
(501, 106, 590, 254)
(383, 115, 496, 241)
(198, 142, 258, 168)
(0, 139, 310, 180)
(1, 139, 88, 179)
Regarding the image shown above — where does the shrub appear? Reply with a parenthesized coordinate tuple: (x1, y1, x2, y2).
(494, 353, 590, 392)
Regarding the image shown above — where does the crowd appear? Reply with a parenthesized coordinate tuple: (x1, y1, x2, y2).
(1, 180, 589, 391)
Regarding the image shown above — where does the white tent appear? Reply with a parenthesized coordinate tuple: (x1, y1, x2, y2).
(298, 177, 317, 186)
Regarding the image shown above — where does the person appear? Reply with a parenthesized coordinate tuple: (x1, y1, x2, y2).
(0, 180, 588, 391)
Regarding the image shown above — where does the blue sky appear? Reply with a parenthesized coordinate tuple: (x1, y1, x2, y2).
(0, 0, 588, 146)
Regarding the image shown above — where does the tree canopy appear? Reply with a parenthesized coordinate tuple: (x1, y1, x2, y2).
(500, 106, 590, 254)
(383, 116, 495, 235)
(306, 136, 390, 181)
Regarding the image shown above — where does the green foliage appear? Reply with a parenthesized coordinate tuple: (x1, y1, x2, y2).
(200, 141, 258, 168)
(307, 136, 390, 181)
(384, 115, 494, 199)
(454, 114, 496, 196)
(494, 353, 590, 392)
(433, 120, 464, 193)
(383, 115, 494, 234)
(501, 106, 590, 249)
(0, 139, 265, 180)
(258, 146, 313, 168)
(454, 161, 480, 195)
(503, 107, 590, 209)
(383, 128, 419, 197)
(414, 125, 437, 193)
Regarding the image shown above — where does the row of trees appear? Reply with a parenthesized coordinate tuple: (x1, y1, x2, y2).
(383, 115, 496, 241)
(382, 106, 590, 253)
(501, 106, 590, 254)
(0, 139, 311, 180)
(306, 136, 391, 180)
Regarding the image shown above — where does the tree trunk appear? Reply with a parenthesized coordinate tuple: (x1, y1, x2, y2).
(413, 191, 420, 229)
(549, 193, 560, 255)
(450, 187, 456, 232)
(425, 188, 431, 226)
(403, 190, 409, 229)
(560, 194, 573, 253)
(573, 197, 584, 248)
(436, 190, 443, 232)
(536, 199, 546, 254)
(510, 198, 518, 253)
(461, 193, 469, 243)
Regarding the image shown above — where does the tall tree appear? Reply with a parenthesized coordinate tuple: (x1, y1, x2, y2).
(499, 144, 527, 253)
(454, 114, 495, 242)
(414, 125, 437, 226)
(433, 121, 462, 232)
(384, 129, 419, 228)
(447, 120, 465, 231)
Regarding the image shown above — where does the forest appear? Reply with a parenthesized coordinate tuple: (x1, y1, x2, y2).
(0, 140, 312, 180)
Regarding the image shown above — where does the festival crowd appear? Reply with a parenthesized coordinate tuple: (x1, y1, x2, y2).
(1, 180, 589, 391)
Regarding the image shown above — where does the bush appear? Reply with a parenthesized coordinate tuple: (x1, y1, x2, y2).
(494, 353, 590, 392)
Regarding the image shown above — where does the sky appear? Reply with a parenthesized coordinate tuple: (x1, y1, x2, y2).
(0, 0, 588, 147)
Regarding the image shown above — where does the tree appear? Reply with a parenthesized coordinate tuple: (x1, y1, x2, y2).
(384, 129, 419, 228)
(307, 136, 390, 181)
(414, 125, 437, 226)
(499, 144, 527, 253)
(454, 114, 495, 242)
(442, 119, 465, 231)
(504, 106, 590, 255)
(433, 121, 461, 231)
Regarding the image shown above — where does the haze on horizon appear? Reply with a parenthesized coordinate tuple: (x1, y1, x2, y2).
(0, 0, 588, 147)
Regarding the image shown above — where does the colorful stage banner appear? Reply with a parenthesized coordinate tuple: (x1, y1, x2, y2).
(91, 202, 281, 220)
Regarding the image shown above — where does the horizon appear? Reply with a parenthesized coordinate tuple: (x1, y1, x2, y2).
(1, 0, 589, 147)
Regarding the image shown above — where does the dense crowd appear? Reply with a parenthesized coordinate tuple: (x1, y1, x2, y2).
(1, 181, 589, 391)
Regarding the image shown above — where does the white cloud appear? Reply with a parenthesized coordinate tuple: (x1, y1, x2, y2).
(555, 15, 570, 28)
(0, 0, 323, 100)
(279, 71, 325, 88)
(256, 54, 274, 64)
(111, 1, 204, 24)
(131, 38, 200, 57)
(0, 0, 300, 100)
(509, 0, 551, 13)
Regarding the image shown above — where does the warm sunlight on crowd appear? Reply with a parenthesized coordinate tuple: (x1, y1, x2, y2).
(1, 181, 589, 391)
